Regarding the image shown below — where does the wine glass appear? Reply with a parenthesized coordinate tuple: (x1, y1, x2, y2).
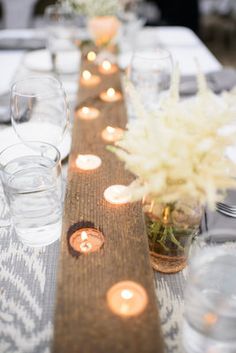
(127, 48, 173, 116)
(10, 76, 70, 150)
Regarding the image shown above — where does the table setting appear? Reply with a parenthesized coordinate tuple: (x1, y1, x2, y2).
(1, 0, 236, 352)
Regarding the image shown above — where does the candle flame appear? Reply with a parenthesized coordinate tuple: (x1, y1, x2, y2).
(107, 88, 115, 97)
(103, 60, 112, 70)
(203, 312, 218, 326)
(121, 289, 134, 300)
(106, 126, 115, 134)
(82, 70, 92, 80)
(87, 51, 96, 62)
(82, 106, 90, 114)
(81, 231, 88, 241)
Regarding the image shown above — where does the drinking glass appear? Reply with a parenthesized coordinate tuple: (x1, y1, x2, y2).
(45, 4, 80, 74)
(127, 48, 173, 116)
(0, 142, 62, 247)
(182, 229, 236, 353)
(10, 76, 69, 149)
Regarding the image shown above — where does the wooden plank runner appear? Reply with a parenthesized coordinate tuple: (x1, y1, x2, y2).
(53, 50, 164, 353)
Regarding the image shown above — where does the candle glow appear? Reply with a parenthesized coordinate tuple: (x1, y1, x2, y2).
(82, 70, 92, 80)
(107, 281, 148, 317)
(87, 51, 97, 62)
(69, 228, 105, 254)
(100, 88, 122, 102)
(76, 106, 100, 120)
(101, 126, 124, 142)
(81, 70, 101, 87)
(99, 60, 118, 75)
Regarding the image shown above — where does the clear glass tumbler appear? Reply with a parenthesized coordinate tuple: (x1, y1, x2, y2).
(182, 229, 236, 353)
(0, 142, 62, 247)
(127, 48, 173, 115)
(44, 4, 80, 74)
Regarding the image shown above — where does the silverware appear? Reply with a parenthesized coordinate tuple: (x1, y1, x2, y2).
(216, 202, 236, 218)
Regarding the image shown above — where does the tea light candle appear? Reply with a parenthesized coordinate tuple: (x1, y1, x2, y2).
(76, 106, 100, 120)
(87, 51, 97, 62)
(99, 60, 118, 75)
(81, 70, 101, 87)
(104, 185, 130, 205)
(70, 228, 105, 254)
(101, 126, 124, 142)
(107, 281, 148, 317)
(100, 88, 122, 102)
(76, 154, 102, 171)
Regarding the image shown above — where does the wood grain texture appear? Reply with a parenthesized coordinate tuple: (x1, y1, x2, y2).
(52, 53, 164, 353)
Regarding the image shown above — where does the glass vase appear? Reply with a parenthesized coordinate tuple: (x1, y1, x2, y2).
(88, 16, 120, 47)
(143, 198, 203, 274)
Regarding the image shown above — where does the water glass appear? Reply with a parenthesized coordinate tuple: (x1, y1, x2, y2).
(0, 142, 62, 247)
(182, 229, 236, 353)
(127, 48, 173, 115)
(45, 4, 80, 74)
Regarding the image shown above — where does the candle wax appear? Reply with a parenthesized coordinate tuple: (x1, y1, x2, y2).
(103, 185, 130, 205)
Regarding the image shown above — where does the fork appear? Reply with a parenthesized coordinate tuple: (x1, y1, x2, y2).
(216, 202, 236, 218)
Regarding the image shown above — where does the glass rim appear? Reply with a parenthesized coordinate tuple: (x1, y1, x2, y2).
(131, 48, 172, 61)
(0, 141, 61, 170)
(11, 76, 65, 99)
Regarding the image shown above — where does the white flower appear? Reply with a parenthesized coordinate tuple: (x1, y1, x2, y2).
(111, 71, 236, 209)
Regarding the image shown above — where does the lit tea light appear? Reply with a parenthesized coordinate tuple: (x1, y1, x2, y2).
(69, 228, 105, 254)
(76, 154, 102, 171)
(87, 51, 97, 62)
(81, 70, 101, 87)
(101, 126, 124, 142)
(99, 60, 118, 75)
(76, 106, 100, 120)
(107, 281, 148, 317)
(103, 185, 130, 205)
(100, 88, 122, 102)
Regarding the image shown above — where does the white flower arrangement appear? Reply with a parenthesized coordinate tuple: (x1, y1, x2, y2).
(110, 70, 236, 209)
(61, 0, 121, 17)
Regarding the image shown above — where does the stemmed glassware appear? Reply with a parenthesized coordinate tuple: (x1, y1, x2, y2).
(10, 76, 70, 149)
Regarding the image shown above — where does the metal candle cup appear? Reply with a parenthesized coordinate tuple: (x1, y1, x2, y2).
(99, 60, 118, 75)
(76, 106, 100, 120)
(81, 70, 101, 87)
(69, 228, 105, 254)
(100, 88, 122, 102)
(107, 281, 148, 317)
(101, 126, 124, 143)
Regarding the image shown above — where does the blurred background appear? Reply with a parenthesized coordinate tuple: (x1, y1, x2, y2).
(0, 0, 235, 67)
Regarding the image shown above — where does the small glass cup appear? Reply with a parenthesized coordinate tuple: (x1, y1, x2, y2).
(44, 4, 80, 74)
(182, 229, 236, 353)
(127, 48, 173, 113)
(0, 142, 62, 247)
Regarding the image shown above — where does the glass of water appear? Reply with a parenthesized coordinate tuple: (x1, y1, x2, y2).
(45, 3, 80, 75)
(0, 142, 62, 247)
(182, 229, 236, 353)
(127, 48, 173, 115)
